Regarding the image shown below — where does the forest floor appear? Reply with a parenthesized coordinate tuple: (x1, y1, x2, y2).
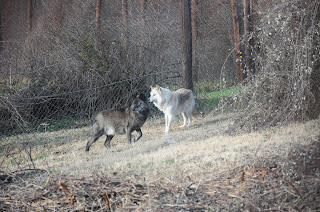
(1, 112, 320, 211)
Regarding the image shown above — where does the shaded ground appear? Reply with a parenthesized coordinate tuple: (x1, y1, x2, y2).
(0, 113, 319, 211)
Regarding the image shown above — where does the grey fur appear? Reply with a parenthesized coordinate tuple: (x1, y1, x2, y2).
(85, 94, 150, 152)
(150, 86, 196, 133)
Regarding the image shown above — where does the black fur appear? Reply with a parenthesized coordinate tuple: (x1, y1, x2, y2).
(85, 94, 150, 152)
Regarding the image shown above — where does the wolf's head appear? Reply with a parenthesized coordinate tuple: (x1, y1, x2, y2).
(149, 85, 162, 105)
(131, 93, 150, 116)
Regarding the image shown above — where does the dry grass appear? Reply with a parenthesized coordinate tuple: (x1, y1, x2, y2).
(0, 113, 320, 211)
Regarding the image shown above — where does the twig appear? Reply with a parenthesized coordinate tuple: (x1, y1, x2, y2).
(253, 164, 302, 198)
(59, 181, 74, 206)
(102, 192, 111, 210)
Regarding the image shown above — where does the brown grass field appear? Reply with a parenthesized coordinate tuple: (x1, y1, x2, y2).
(1, 113, 320, 211)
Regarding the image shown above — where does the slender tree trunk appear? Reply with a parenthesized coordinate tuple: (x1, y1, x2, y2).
(191, 0, 198, 83)
(0, 10, 2, 50)
(231, 0, 243, 83)
(140, 0, 146, 26)
(243, 0, 252, 79)
(122, 0, 128, 51)
(180, 0, 193, 90)
(94, 0, 101, 51)
(309, 5, 320, 118)
(251, 0, 258, 74)
(139, 0, 146, 75)
(52, 0, 63, 31)
(27, 0, 32, 35)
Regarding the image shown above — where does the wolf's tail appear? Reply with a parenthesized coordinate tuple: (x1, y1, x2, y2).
(191, 104, 196, 117)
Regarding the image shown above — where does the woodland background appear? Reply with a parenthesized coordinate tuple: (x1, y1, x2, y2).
(0, 0, 319, 133)
(0, 0, 320, 211)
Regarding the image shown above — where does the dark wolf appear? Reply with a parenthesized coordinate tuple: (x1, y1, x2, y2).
(85, 93, 150, 152)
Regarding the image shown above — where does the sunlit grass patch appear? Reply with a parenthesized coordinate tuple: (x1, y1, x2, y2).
(196, 86, 243, 110)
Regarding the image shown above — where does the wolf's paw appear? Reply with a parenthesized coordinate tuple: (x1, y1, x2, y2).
(180, 124, 186, 128)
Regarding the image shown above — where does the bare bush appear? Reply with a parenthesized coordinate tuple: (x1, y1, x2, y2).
(228, 0, 320, 132)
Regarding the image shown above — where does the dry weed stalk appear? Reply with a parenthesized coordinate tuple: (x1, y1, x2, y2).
(102, 192, 111, 210)
(59, 180, 74, 206)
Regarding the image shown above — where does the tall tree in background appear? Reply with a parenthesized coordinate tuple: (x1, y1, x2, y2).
(243, 0, 252, 78)
(251, 0, 258, 74)
(231, 0, 242, 83)
(0, 12, 2, 50)
(191, 0, 198, 83)
(180, 0, 193, 90)
(140, 0, 146, 26)
(27, 0, 32, 35)
(139, 0, 146, 76)
(122, 0, 128, 51)
(94, 0, 101, 51)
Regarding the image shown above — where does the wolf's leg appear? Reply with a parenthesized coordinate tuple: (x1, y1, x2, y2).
(187, 112, 192, 127)
(126, 127, 133, 144)
(104, 135, 114, 149)
(165, 113, 174, 133)
(164, 113, 169, 133)
(180, 112, 187, 127)
(85, 129, 104, 152)
(133, 128, 142, 142)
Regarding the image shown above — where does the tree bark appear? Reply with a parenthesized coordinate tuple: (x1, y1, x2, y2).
(180, 0, 193, 90)
(27, 0, 32, 35)
(191, 0, 198, 83)
(122, 0, 129, 51)
(251, 0, 258, 74)
(139, 0, 146, 76)
(231, 0, 243, 83)
(94, 0, 101, 51)
(140, 0, 146, 26)
(243, 0, 252, 79)
(0, 9, 2, 50)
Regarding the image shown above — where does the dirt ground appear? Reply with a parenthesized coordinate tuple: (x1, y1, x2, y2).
(1, 113, 320, 211)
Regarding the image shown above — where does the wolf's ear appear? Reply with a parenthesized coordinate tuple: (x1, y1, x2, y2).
(156, 85, 161, 93)
(150, 85, 154, 90)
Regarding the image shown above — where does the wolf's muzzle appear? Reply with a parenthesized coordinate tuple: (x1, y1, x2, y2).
(133, 105, 143, 112)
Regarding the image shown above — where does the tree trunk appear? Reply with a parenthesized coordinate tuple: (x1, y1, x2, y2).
(191, 0, 198, 83)
(140, 0, 146, 26)
(231, 0, 243, 83)
(309, 4, 320, 119)
(27, 0, 32, 35)
(139, 0, 146, 75)
(180, 0, 193, 91)
(0, 9, 2, 51)
(122, 0, 128, 51)
(94, 0, 101, 51)
(243, 0, 252, 79)
(251, 0, 258, 74)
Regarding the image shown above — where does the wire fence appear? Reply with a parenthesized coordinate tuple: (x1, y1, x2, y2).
(0, 0, 243, 136)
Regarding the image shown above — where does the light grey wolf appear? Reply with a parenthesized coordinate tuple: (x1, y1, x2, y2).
(149, 85, 195, 133)
(85, 93, 150, 152)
